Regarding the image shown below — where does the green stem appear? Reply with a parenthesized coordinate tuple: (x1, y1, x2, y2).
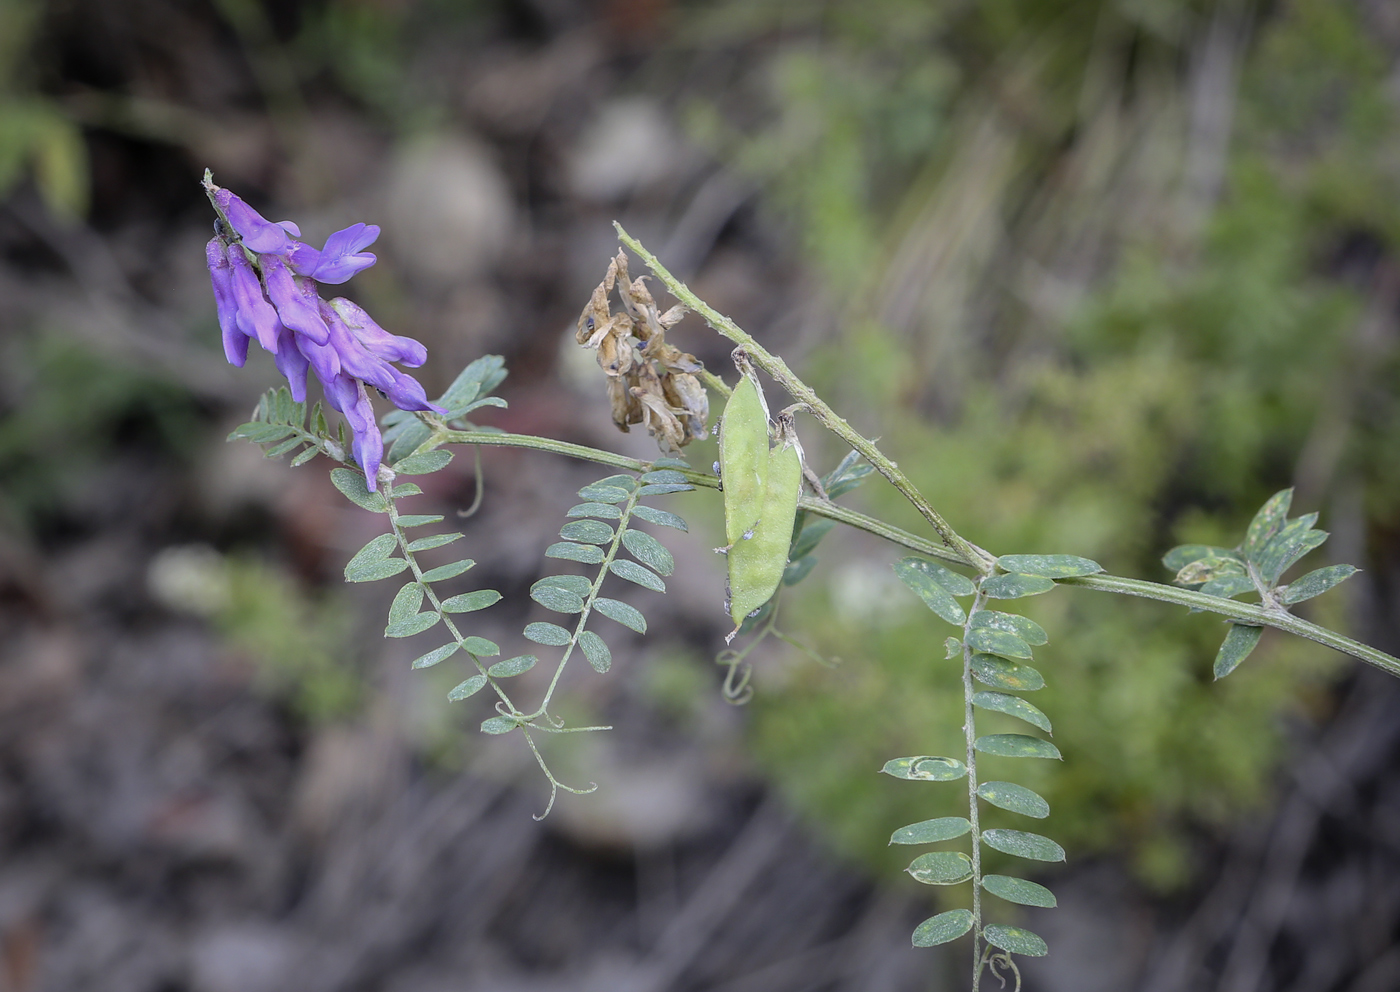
(384, 488, 516, 714)
(615, 223, 996, 575)
(963, 589, 989, 989)
(526, 485, 641, 720)
(429, 427, 1400, 677)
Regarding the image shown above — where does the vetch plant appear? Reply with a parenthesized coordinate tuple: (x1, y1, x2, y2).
(205, 176, 1400, 990)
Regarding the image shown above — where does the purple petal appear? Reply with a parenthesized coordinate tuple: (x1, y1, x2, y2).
(284, 240, 323, 277)
(324, 375, 383, 491)
(206, 238, 249, 367)
(262, 256, 331, 346)
(273, 325, 309, 402)
(311, 223, 380, 284)
(277, 220, 302, 237)
(215, 188, 291, 254)
(383, 368, 447, 414)
(227, 246, 282, 352)
(326, 297, 428, 367)
(295, 329, 342, 386)
(321, 302, 397, 391)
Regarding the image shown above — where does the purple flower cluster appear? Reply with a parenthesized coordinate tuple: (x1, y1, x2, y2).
(204, 176, 443, 490)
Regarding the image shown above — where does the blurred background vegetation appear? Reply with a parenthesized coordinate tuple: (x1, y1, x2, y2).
(3, 0, 1400, 988)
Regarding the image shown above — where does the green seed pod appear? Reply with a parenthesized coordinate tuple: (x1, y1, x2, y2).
(728, 416, 803, 630)
(719, 373, 769, 546)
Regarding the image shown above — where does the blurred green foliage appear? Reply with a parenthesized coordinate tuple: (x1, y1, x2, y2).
(684, 0, 1400, 889)
(0, 0, 88, 217)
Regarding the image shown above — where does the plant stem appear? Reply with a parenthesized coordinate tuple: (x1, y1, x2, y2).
(963, 589, 989, 990)
(615, 224, 996, 575)
(430, 427, 1400, 677)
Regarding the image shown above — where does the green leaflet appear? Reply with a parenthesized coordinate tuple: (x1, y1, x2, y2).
(524, 622, 572, 646)
(907, 851, 973, 885)
(971, 691, 1052, 734)
(567, 502, 623, 520)
(1175, 556, 1247, 586)
(420, 559, 476, 583)
(385, 612, 441, 638)
(480, 716, 516, 734)
(387, 581, 424, 624)
(578, 631, 611, 673)
(396, 514, 444, 528)
(981, 572, 1056, 599)
(639, 469, 688, 485)
(1242, 488, 1293, 560)
(782, 556, 818, 586)
(977, 781, 1050, 818)
(530, 584, 586, 613)
(981, 828, 1065, 862)
(969, 610, 1048, 646)
(892, 557, 967, 626)
(969, 655, 1045, 692)
(345, 534, 397, 576)
(406, 533, 463, 553)
(965, 627, 1032, 660)
(448, 675, 487, 701)
(889, 817, 971, 845)
(461, 636, 500, 656)
(411, 643, 459, 669)
(1280, 564, 1357, 604)
(577, 483, 632, 504)
(982, 924, 1048, 957)
(996, 554, 1102, 578)
(1162, 544, 1242, 572)
(1200, 575, 1256, 599)
(546, 542, 606, 564)
(1214, 623, 1263, 679)
(559, 519, 614, 544)
(629, 505, 688, 531)
(345, 558, 409, 583)
(393, 450, 452, 475)
(594, 597, 647, 633)
(533, 574, 593, 596)
(488, 655, 537, 678)
(440, 590, 502, 613)
(609, 559, 665, 593)
(622, 529, 675, 575)
(911, 910, 974, 947)
(975, 734, 1062, 760)
(982, 875, 1057, 908)
(880, 755, 967, 781)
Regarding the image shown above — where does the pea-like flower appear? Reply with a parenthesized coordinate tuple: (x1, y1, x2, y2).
(203, 174, 443, 490)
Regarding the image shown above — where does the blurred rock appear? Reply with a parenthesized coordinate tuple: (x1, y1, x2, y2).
(383, 134, 514, 287)
(189, 924, 300, 992)
(569, 98, 679, 202)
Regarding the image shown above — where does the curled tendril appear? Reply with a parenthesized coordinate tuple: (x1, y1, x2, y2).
(715, 649, 754, 704)
(986, 950, 1021, 992)
(456, 444, 485, 519)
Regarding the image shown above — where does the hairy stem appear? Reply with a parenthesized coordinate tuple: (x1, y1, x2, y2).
(964, 590, 989, 988)
(527, 485, 641, 720)
(429, 427, 1400, 677)
(615, 224, 996, 575)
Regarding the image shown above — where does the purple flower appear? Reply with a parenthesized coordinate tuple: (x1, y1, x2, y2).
(214, 188, 292, 254)
(261, 255, 330, 346)
(226, 245, 283, 352)
(206, 238, 248, 366)
(204, 175, 443, 492)
(327, 298, 427, 367)
(312, 223, 380, 284)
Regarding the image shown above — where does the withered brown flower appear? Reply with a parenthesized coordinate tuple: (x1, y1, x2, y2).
(575, 250, 708, 452)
